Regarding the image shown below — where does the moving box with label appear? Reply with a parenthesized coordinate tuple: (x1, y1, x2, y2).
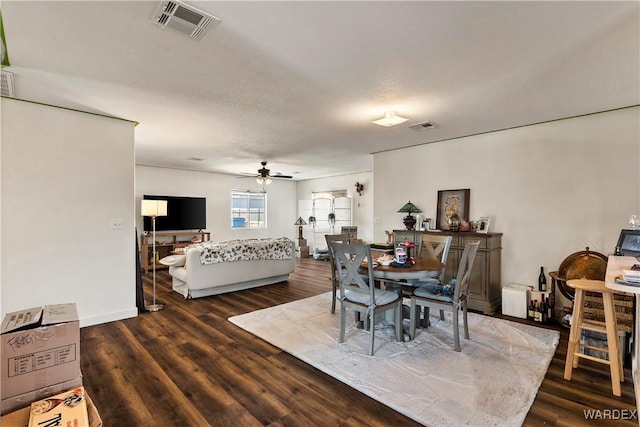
(1, 304, 81, 410)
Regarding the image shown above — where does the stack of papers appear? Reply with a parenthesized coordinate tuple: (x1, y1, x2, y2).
(622, 270, 640, 284)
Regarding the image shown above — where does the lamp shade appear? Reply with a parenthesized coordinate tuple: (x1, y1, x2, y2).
(397, 201, 422, 214)
(141, 199, 168, 217)
(294, 216, 308, 226)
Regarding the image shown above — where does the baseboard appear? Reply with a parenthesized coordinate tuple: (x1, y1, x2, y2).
(79, 307, 138, 327)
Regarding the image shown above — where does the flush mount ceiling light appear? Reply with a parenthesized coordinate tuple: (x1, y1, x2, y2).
(372, 111, 409, 127)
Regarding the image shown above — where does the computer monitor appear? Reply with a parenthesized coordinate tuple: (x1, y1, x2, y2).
(616, 229, 640, 257)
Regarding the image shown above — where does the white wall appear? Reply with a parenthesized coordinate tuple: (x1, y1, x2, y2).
(296, 171, 374, 244)
(135, 166, 298, 242)
(1, 98, 137, 326)
(374, 107, 640, 308)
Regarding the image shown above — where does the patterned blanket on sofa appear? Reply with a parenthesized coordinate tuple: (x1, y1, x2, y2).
(190, 237, 293, 265)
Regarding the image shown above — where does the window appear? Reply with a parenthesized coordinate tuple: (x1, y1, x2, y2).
(231, 190, 267, 229)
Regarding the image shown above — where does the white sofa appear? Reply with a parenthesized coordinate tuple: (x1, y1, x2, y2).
(165, 237, 296, 299)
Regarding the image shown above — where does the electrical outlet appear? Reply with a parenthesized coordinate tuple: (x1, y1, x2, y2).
(111, 218, 124, 230)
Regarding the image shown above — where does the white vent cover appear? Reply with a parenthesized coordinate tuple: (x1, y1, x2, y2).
(408, 121, 436, 131)
(152, 1, 219, 41)
(1, 70, 15, 97)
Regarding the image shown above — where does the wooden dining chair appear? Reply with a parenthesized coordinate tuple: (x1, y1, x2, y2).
(409, 241, 480, 351)
(413, 234, 453, 322)
(325, 234, 350, 314)
(330, 241, 403, 356)
(417, 234, 453, 285)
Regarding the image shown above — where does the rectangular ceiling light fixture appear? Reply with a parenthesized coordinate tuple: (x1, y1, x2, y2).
(153, 1, 220, 41)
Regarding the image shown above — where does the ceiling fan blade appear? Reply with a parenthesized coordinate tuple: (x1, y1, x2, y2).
(272, 174, 293, 179)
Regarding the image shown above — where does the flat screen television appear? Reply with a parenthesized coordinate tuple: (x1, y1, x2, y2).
(616, 229, 640, 257)
(143, 195, 206, 232)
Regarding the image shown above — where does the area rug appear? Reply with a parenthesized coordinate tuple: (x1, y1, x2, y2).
(229, 292, 559, 427)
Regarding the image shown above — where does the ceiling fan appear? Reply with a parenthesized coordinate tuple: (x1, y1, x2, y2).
(254, 161, 292, 184)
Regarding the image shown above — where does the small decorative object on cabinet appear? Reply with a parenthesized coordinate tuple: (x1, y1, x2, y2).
(393, 229, 502, 314)
(140, 230, 210, 272)
(436, 189, 470, 230)
(447, 213, 460, 232)
(397, 201, 422, 230)
(477, 217, 491, 233)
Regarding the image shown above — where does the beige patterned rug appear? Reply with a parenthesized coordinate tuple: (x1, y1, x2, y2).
(229, 292, 559, 426)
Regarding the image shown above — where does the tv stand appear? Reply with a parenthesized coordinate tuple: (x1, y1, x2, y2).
(140, 230, 210, 272)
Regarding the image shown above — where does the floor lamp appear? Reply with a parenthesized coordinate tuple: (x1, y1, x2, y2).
(141, 199, 167, 312)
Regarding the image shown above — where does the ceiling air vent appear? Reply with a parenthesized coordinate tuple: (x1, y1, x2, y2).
(152, 1, 220, 41)
(408, 121, 436, 132)
(1, 70, 15, 97)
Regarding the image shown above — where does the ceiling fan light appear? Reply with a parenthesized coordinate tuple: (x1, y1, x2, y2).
(256, 176, 263, 184)
(265, 177, 272, 185)
(372, 111, 409, 127)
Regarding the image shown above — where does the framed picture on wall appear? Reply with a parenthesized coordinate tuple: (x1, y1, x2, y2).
(477, 217, 491, 234)
(436, 189, 470, 230)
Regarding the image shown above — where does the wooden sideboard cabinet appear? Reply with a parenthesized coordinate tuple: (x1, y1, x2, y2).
(140, 231, 210, 272)
(393, 230, 502, 314)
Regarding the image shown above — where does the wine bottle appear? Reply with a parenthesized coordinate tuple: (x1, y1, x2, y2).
(540, 300, 547, 323)
(538, 267, 547, 292)
(533, 300, 542, 322)
(528, 300, 534, 320)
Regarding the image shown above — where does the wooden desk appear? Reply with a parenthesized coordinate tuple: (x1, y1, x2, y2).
(605, 255, 640, 423)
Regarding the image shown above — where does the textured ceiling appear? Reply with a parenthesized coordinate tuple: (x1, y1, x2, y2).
(2, 1, 639, 180)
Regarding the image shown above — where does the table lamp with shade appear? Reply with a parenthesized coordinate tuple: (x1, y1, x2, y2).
(397, 201, 422, 230)
(141, 199, 167, 312)
(294, 216, 307, 239)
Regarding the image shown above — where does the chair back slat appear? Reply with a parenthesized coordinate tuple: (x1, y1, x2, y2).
(454, 241, 480, 301)
(418, 235, 453, 282)
(330, 242, 376, 303)
(325, 234, 350, 281)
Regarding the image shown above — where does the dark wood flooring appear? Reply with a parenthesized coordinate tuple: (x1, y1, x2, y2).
(80, 258, 637, 426)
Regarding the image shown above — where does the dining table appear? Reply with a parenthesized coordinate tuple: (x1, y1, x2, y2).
(371, 257, 445, 283)
(364, 257, 446, 338)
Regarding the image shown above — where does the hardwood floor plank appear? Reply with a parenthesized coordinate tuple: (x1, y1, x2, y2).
(75, 257, 636, 426)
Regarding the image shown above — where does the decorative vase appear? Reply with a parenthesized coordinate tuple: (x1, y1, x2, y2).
(402, 214, 417, 230)
(447, 213, 460, 232)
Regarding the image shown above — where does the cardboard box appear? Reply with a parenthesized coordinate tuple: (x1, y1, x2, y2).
(1, 389, 101, 427)
(1, 304, 81, 400)
(1, 375, 83, 415)
(28, 386, 89, 427)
